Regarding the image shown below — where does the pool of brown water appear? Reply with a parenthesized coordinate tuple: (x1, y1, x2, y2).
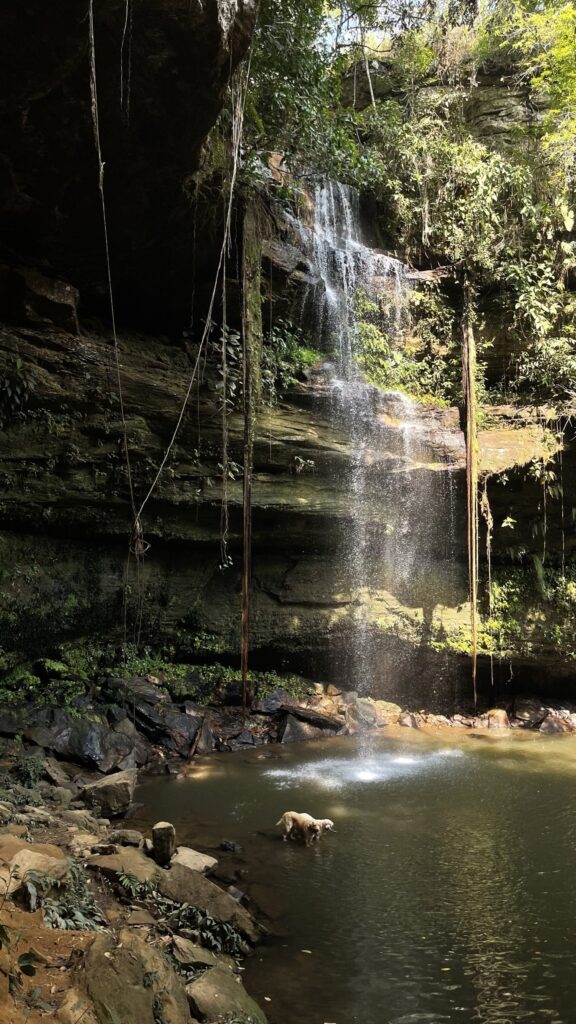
(135, 727, 576, 1024)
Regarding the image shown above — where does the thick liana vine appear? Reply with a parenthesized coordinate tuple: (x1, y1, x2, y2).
(462, 278, 479, 703)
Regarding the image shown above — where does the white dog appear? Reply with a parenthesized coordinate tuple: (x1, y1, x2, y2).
(276, 811, 335, 846)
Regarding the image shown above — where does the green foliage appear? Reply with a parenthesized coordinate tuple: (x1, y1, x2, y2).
(0, 663, 86, 709)
(11, 753, 45, 789)
(262, 318, 322, 402)
(28, 861, 105, 931)
(0, 358, 36, 428)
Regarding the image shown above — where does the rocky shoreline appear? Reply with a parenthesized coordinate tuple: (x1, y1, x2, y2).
(2, 681, 576, 1022)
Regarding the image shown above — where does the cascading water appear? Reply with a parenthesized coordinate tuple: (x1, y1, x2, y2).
(299, 180, 463, 703)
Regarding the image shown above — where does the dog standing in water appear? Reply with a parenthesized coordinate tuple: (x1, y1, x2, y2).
(276, 811, 335, 846)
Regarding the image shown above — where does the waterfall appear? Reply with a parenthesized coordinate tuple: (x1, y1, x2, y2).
(300, 180, 463, 703)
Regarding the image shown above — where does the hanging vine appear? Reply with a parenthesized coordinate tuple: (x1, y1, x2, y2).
(480, 477, 494, 688)
(462, 276, 479, 703)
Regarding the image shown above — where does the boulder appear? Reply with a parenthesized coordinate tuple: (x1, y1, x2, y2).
(539, 714, 575, 734)
(398, 713, 420, 729)
(0, 266, 80, 332)
(280, 704, 343, 731)
(373, 700, 402, 725)
(43, 756, 74, 787)
(80, 768, 137, 817)
(26, 711, 137, 773)
(194, 717, 215, 755)
(486, 708, 510, 729)
(279, 715, 327, 744)
(172, 846, 217, 874)
(108, 828, 143, 847)
(513, 699, 549, 727)
(152, 821, 177, 866)
(113, 718, 154, 766)
(83, 928, 192, 1024)
(0, 840, 70, 894)
(186, 966, 267, 1024)
(158, 864, 260, 943)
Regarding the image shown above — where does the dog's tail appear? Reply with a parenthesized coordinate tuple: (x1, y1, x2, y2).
(275, 817, 283, 826)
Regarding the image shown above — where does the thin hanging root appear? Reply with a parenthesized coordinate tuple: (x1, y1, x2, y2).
(480, 478, 494, 687)
(462, 278, 479, 703)
(88, 0, 136, 523)
(240, 205, 263, 713)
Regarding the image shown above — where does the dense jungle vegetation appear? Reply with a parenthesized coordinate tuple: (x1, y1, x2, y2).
(242, 0, 576, 407)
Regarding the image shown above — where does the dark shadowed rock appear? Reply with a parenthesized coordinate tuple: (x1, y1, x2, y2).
(0, 266, 79, 332)
(254, 688, 301, 714)
(22, 710, 137, 773)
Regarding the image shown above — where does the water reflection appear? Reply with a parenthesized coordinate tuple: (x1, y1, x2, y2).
(135, 731, 576, 1024)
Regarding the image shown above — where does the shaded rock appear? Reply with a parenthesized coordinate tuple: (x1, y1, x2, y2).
(280, 704, 343, 731)
(152, 821, 177, 866)
(57, 988, 99, 1024)
(43, 756, 74, 788)
(113, 717, 154, 766)
(254, 688, 300, 714)
(220, 839, 243, 854)
(186, 965, 267, 1024)
(513, 699, 549, 727)
(83, 928, 192, 1024)
(59, 809, 103, 832)
(157, 864, 260, 943)
(129, 699, 203, 757)
(87, 846, 160, 885)
(172, 846, 217, 874)
(194, 717, 215, 755)
(26, 711, 136, 773)
(108, 828, 143, 848)
(486, 708, 510, 729)
(80, 769, 137, 818)
(326, 684, 342, 697)
(279, 715, 327, 744)
(0, 266, 79, 332)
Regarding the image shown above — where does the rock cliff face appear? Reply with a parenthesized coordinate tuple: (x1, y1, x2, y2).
(0, 0, 256, 328)
(0, 11, 574, 704)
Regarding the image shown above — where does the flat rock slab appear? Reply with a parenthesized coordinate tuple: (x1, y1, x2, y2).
(172, 846, 217, 874)
(158, 863, 260, 943)
(186, 965, 267, 1024)
(87, 846, 160, 885)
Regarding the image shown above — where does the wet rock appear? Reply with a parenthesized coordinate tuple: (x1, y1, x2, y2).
(186, 965, 267, 1024)
(220, 839, 243, 854)
(398, 713, 420, 729)
(172, 845, 217, 874)
(113, 718, 154, 766)
(486, 708, 510, 729)
(152, 821, 177, 866)
(0, 265, 80, 332)
(539, 714, 575, 734)
(83, 928, 192, 1024)
(108, 828, 143, 847)
(80, 768, 137, 818)
(326, 684, 342, 697)
(373, 700, 402, 725)
(282, 705, 344, 731)
(158, 864, 260, 943)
